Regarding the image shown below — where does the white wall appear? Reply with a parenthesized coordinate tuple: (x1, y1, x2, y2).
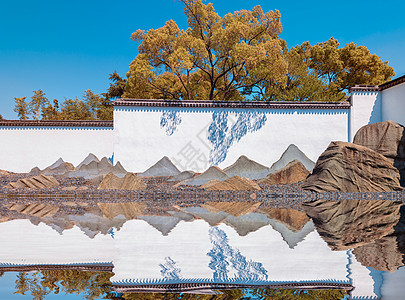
(114, 106, 349, 173)
(350, 91, 382, 141)
(382, 82, 405, 126)
(0, 126, 114, 173)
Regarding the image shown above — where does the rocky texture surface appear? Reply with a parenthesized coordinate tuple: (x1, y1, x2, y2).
(0, 169, 9, 176)
(302, 199, 402, 251)
(182, 166, 229, 186)
(259, 160, 309, 185)
(76, 153, 99, 169)
(97, 202, 147, 220)
(302, 141, 403, 193)
(168, 170, 195, 182)
(69, 157, 126, 179)
(6, 203, 59, 218)
(258, 208, 310, 231)
(139, 156, 180, 177)
(7, 174, 60, 189)
(98, 172, 146, 190)
(224, 155, 270, 180)
(201, 201, 261, 217)
(271, 144, 315, 172)
(43, 162, 75, 176)
(354, 120, 405, 187)
(201, 176, 261, 191)
(352, 203, 405, 272)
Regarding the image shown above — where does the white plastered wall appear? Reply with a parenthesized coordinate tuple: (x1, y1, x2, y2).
(0, 126, 114, 173)
(114, 106, 349, 173)
(349, 91, 382, 141)
(382, 82, 405, 126)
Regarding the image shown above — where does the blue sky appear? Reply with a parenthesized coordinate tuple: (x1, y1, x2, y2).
(1, 0, 404, 119)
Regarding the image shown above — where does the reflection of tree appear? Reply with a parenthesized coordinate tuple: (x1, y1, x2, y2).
(123, 289, 244, 300)
(160, 111, 182, 136)
(12, 270, 113, 300)
(122, 289, 348, 299)
(208, 111, 267, 165)
(252, 288, 349, 299)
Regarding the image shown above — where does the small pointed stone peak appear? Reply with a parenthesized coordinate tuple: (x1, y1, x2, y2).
(77, 153, 100, 169)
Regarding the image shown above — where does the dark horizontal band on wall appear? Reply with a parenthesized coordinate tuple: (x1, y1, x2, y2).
(351, 74, 405, 92)
(0, 120, 113, 127)
(0, 263, 114, 272)
(113, 99, 351, 110)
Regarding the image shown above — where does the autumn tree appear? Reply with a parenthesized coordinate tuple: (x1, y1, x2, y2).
(308, 37, 394, 98)
(125, 0, 287, 100)
(13, 96, 30, 120)
(29, 89, 49, 120)
(104, 70, 127, 100)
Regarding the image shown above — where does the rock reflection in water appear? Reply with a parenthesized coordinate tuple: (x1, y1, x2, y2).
(303, 199, 405, 272)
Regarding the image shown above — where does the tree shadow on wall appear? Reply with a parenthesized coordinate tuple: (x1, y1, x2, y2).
(160, 111, 182, 136)
(207, 111, 267, 165)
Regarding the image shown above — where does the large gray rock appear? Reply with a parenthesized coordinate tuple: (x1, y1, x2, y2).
(139, 156, 180, 177)
(302, 141, 403, 193)
(271, 144, 315, 172)
(224, 155, 270, 180)
(354, 120, 405, 187)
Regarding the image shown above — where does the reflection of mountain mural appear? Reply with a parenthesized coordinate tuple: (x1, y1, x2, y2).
(160, 257, 182, 280)
(160, 111, 182, 136)
(208, 111, 267, 165)
(207, 227, 268, 282)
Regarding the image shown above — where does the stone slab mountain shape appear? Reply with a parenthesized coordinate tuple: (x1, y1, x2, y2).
(97, 202, 147, 220)
(302, 199, 402, 251)
(181, 166, 230, 186)
(224, 213, 271, 236)
(97, 172, 146, 190)
(271, 144, 315, 172)
(223, 155, 271, 180)
(76, 153, 100, 169)
(301, 141, 403, 193)
(42, 162, 75, 176)
(201, 202, 261, 217)
(138, 216, 180, 236)
(28, 167, 41, 176)
(6, 203, 59, 218)
(7, 174, 60, 189)
(168, 170, 196, 182)
(259, 160, 309, 185)
(201, 176, 261, 191)
(69, 157, 125, 179)
(354, 120, 405, 187)
(139, 156, 181, 177)
(47, 157, 65, 170)
(258, 208, 310, 232)
(0, 169, 10, 176)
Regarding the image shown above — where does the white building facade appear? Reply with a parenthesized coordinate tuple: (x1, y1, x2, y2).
(0, 75, 404, 173)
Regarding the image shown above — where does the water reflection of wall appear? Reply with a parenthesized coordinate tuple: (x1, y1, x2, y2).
(0, 215, 390, 298)
(114, 106, 349, 172)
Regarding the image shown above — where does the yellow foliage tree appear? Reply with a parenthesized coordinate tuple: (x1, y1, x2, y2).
(125, 0, 287, 101)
